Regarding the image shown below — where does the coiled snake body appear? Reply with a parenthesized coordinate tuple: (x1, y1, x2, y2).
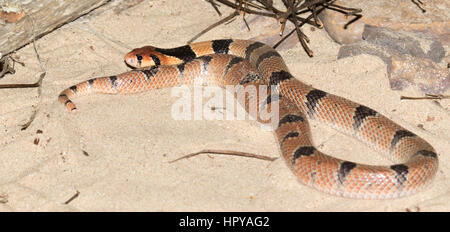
(59, 39, 438, 199)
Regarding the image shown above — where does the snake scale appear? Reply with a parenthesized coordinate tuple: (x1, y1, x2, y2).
(59, 39, 438, 199)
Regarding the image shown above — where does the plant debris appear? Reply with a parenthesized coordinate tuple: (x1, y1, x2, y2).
(194, 0, 429, 56)
(191, 0, 362, 56)
(400, 94, 449, 100)
(64, 190, 80, 205)
(169, 149, 277, 163)
(0, 55, 16, 78)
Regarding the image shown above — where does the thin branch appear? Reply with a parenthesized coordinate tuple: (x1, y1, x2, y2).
(286, 0, 312, 56)
(273, 6, 321, 49)
(202, 0, 362, 56)
(187, 10, 240, 44)
(64, 190, 80, 204)
(169, 149, 277, 163)
(214, 0, 276, 17)
(0, 72, 43, 89)
(400, 94, 449, 100)
(206, 0, 223, 16)
(411, 0, 426, 13)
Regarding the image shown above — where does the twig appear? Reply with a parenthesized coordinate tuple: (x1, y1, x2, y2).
(21, 14, 47, 131)
(273, 7, 319, 49)
(169, 149, 278, 163)
(214, 0, 276, 17)
(203, 0, 362, 56)
(9, 55, 26, 67)
(0, 73, 43, 89)
(411, 0, 426, 13)
(324, 1, 362, 14)
(400, 94, 449, 100)
(64, 190, 80, 204)
(0, 14, 47, 130)
(206, 0, 223, 16)
(343, 14, 362, 29)
(187, 10, 240, 44)
(285, 0, 312, 56)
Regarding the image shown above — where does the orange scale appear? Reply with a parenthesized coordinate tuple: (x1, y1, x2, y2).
(336, 116, 348, 128)
(318, 109, 332, 122)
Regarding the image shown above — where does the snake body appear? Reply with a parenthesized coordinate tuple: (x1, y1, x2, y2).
(59, 39, 438, 199)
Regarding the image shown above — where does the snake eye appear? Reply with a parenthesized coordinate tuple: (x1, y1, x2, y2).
(136, 54, 143, 61)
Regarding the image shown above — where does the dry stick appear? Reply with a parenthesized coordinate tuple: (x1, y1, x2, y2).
(278, 12, 317, 36)
(0, 15, 46, 89)
(325, 1, 362, 13)
(244, 0, 268, 10)
(298, 0, 326, 9)
(0, 74, 43, 89)
(64, 190, 80, 204)
(28, 14, 46, 74)
(187, 0, 275, 44)
(0, 14, 47, 130)
(278, 0, 292, 36)
(224, 16, 237, 25)
(292, 0, 361, 39)
(20, 14, 47, 131)
(343, 14, 362, 29)
(260, 0, 320, 27)
(9, 55, 26, 67)
(215, 0, 320, 29)
(215, 0, 276, 17)
(207, 0, 223, 16)
(400, 94, 449, 100)
(286, 0, 312, 56)
(210, 0, 361, 55)
(295, 0, 329, 14)
(310, 4, 323, 28)
(318, 2, 362, 29)
(296, 1, 362, 28)
(278, 15, 288, 36)
(411, 0, 426, 13)
(241, 1, 251, 31)
(274, 2, 357, 51)
(212, 0, 328, 54)
(169, 149, 277, 163)
(273, 8, 318, 49)
(20, 79, 45, 130)
(187, 10, 239, 44)
(257, 0, 275, 11)
(243, 15, 251, 31)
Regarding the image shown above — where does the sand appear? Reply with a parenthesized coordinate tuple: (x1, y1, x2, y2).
(0, 0, 448, 211)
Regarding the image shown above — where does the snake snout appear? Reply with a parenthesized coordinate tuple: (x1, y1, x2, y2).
(124, 56, 138, 68)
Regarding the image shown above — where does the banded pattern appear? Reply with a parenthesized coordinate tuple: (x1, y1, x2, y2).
(59, 39, 439, 199)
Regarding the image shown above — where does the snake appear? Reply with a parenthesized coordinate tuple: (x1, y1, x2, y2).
(58, 39, 438, 199)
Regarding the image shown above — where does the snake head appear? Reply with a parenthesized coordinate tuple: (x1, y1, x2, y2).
(124, 46, 159, 69)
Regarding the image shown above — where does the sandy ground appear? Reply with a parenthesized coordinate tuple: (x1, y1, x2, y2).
(0, 0, 448, 211)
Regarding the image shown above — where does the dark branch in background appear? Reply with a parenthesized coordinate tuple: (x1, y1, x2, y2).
(411, 0, 426, 13)
(194, 0, 427, 57)
(188, 10, 240, 44)
(191, 0, 362, 57)
(206, 0, 223, 16)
